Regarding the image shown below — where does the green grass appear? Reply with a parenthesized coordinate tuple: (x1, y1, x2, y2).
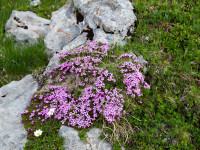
(0, 37, 48, 86)
(0, 0, 68, 87)
(108, 0, 200, 149)
(1, 0, 200, 149)
(0, 37, 47, 74)
(17, 0, 69, 19)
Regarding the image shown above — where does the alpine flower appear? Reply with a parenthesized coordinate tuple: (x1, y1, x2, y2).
(34, 129, 42, 137)
(47, 108, 55, 116)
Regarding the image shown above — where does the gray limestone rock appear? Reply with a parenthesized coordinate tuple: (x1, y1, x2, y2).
(44, 24, 81, 59)
(50, 3, 77, 27)
(44, 3, 82, 59)
(73, 0, 137, 44)
(61, 32, 88, 52)
(0, 75, 38, 150)
(45, 0, 137, 58)
(12, 28, 39, 44)
(45, 53, 60, 73)
(59, 126, 113, 150)
(45, 32, 88, 74)
(93, 28, 127, 46)
(5, 10, 50, 44)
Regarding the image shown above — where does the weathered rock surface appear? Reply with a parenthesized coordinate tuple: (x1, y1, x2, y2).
(30, 0, 41, 7)
(73, 0, 137, 44)
(45, 53, 60, 73)
(0, 75, 38, 150)
(45, 32, 88, 73)
(45, 3, 81, 58)
(11, 28, 39, 44)
(5, 0, 137, 55)
(45, 0, 137, 58)
(5, 10, 50, 44)
(59, 126, 113, 150)
(50, 3, 77, 27)
(61, 32, 88, 53)
(93, 28, 127, 46)
(45, 24, 81, 58)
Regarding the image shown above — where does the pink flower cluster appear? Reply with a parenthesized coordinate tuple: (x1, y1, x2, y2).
(49, 56, 116, 88)
(119, 61, 150, 98)
(117, 53, 138, 63)
(58, 41, 114, 60)
(50, 56, 101, 79)
(22, 41, 150, 129)
(22, 84, 124, 128)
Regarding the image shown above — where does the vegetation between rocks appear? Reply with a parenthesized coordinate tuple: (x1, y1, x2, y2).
(0, 0, 200, 149)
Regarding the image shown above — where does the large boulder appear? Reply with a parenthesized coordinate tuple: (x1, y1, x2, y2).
(45, 0, 137, 59)
(0, 75, 38, 150)
(5, 10, 50, 44)
(73, 0, 137, 44)
(59, 126, 113, 150)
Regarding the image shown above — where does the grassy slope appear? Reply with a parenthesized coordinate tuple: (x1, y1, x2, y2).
(0, 0, 200, 149)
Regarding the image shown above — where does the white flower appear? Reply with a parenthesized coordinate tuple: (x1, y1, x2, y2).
(34, 129, 42, 137)
(47, 108, 55, 116)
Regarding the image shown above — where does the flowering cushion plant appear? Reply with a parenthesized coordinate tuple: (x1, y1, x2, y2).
(21, 41, 150, 134)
